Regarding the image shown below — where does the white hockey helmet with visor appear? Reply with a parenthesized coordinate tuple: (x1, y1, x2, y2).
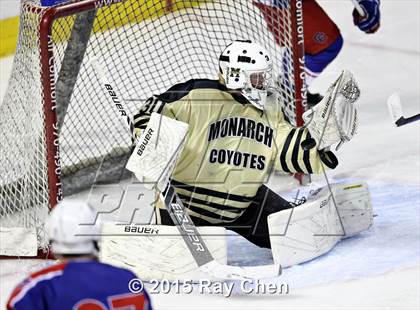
(219, 40, 273, 110)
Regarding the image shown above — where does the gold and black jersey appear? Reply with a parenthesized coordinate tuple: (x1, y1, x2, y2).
(133, 79, 337, 224)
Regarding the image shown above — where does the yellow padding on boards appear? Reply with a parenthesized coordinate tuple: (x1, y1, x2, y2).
(0, 16, 20, 57)
(52, 0, 205, 44)
(0, 0, 206, 57)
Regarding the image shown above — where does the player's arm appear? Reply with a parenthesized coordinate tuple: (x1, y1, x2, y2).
(353, 0, 381, 34)
(133, 82, 193, 137)
(273, 123, 338, 175)
(133, 96, 191, 136)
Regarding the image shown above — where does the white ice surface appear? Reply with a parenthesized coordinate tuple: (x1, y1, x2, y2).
(1, 0, 419, 309)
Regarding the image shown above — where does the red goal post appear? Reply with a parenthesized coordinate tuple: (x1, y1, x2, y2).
(0, 0, 306, 256)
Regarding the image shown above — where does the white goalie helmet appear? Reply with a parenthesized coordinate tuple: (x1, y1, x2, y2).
(219, 40, 273, 110)
(46, 199, 100, 255)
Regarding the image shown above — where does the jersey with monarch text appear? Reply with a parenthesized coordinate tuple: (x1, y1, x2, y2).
(133, 79, 337, 224)
(7, 260, 152, 310)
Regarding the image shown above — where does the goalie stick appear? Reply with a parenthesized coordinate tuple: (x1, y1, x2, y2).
(387, 93, 420, 127)
(89, 58, 281, 281)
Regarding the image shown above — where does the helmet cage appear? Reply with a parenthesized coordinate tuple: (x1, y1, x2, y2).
(243, 69, 273, 91)
(241, 67, 273, 110)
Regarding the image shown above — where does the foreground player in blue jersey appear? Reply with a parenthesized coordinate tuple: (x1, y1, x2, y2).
(7, 200, 152, 310)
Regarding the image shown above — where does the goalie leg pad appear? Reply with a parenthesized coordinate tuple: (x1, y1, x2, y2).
(327, 182, 373, 237)
(100, 224, 227, 281)
(268, 188, 341, 267)
(268, 182, 372, 267)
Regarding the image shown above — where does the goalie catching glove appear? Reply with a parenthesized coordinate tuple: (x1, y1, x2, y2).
(302, 70, 360, 151)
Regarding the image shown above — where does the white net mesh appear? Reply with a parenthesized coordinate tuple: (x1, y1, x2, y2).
(0, 0, 303, 255)
(0, 4, 50, 253)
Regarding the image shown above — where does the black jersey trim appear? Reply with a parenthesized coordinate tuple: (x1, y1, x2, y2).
(156, 100, 166, 114)
(133, 118, 149, 129)
(302, 131, 313, 174)
(149, 97, 157, 113)
(177, 193, 244, 213)
(291, 128, 305, 173)
(156, 79, 228, 103)
(279, 129, 296, 173)
(183, 202, 239, 222)
(171, 179, 253, 203)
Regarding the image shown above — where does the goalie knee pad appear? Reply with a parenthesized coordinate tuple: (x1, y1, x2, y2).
(268, 182, 372, 267)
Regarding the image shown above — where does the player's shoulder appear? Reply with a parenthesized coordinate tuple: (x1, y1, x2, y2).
(26, 262, 67, 282)
(157, 79, 227, 103)
(7, 262, 67, 309)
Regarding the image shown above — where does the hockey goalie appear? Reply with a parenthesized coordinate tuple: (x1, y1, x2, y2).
(109, 41, 372, 280)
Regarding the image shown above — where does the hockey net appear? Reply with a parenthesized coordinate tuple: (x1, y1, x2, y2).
(0, 0, 305, 256)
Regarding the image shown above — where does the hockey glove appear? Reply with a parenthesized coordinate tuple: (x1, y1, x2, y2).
(126, 113, 188, 192)
(353, 0, 381, 34)
(302, 70, 360, 151)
